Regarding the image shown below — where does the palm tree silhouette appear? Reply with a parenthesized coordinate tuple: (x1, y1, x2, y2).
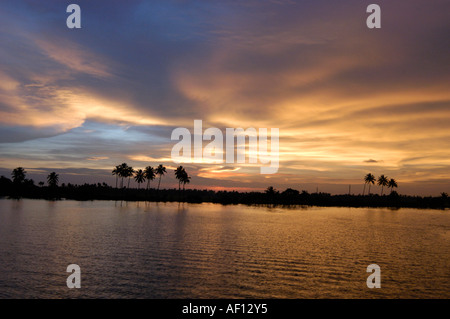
(378, 175, 389, 195)
(181, 173, 191, 190)
(363, 173, 375, 195)
(175, 166, 185, 191)
(117, 163, 128, 188)
(134, 169, 146, 189)
(47, 172, 59, 187)
(155, 164, 167, 191)
(388, 178, 398, 194)
(112, 165, 120, 188)
(116, 163, 134, 188)
(144, 166, 155, 190)
(11, 167, 26, 184)
(126, 166, 134, 188)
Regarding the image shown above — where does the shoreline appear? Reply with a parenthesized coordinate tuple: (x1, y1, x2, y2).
(2, 197, 449, 212)
(1, 185, 449, 210)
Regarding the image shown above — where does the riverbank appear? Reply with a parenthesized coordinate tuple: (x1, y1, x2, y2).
(1, 180, 449, 209)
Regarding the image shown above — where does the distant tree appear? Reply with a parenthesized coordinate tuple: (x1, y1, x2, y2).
(112, 165, 120, 188)
(11, 167, 26, 184)
(144, 166, 156, 190)
(282, 188, 300, 196)
(126, 166, 134, 188)
(175, 166, 185, 191)
(181, 170, 190, 191)
(181, 173, 191, 190)
(117, 163, 128, 188)
(117, 163, 134, 188)
(47, 172, 59, 187)
(282, 188, 300, 203)
(388, 178, 398, 194)
(441, 192, 448, 199)
(378, 175, 389, 195)
(265, 186, 277, 195)
(134, 169, 146, 189)
(38, 181, 44, 187)
(363, 173, 376, 195)
(174, 166, 191, 192)
(156, 164, 167, 191)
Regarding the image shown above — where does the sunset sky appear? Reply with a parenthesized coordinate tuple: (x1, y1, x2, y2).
(0, 0, 449, 195)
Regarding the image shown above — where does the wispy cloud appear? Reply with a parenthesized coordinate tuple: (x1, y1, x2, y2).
(0, 0, 449, 195)
(33, 38, 113, 78)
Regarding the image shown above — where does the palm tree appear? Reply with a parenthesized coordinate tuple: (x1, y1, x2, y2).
(144, 166, 155, 190)
(155, 164, 166, 191)
(174, 166, 185, 191)
(126, 166, 134, 188)
(11, 167, 26, 184)
(117, 163, 128, 188)
(47, 172, 59, 187)
(388, 178, 398, 194)
(181, 173, 191, 190)
(378, 175, 389, 195)
(117, 163, 134, 188)
(363, 173, 376, 195)
(112, 165, 120, 188)
(134, 169, 146, 189)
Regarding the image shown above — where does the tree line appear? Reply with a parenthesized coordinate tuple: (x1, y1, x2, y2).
(111, 163, 191, 190)
(2, 167, 449, 208)
(10, 164, 191, 191)
(363, 173, 398, 196)
(6, 167, 448, 200)
(12, 167, 59, 187)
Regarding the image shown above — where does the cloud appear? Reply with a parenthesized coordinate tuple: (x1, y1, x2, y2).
(128, 155, 173, 163)
(0, 0, 449, 195)
(33, 38, 113, 78)
(87, 156, 109, 161)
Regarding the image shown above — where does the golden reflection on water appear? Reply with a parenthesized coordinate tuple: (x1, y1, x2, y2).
(0, 199, 449, 298)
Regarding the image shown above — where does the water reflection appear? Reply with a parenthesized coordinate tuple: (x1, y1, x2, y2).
(0, 199, 449, 298)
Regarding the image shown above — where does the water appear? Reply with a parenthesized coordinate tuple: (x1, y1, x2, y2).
(0, 199, 449, 299)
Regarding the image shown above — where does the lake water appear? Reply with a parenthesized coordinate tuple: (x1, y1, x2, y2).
(0, 199, 449, 299)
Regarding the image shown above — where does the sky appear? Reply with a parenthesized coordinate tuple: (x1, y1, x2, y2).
(0, 0, 449, 195)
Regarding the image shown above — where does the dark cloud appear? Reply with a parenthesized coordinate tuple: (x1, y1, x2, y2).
(0, 0, 449, 194)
